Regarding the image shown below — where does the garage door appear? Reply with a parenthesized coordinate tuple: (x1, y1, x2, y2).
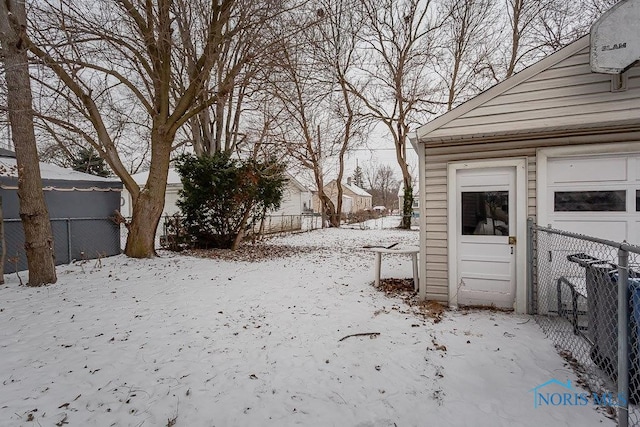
(545, 153, 640, 245)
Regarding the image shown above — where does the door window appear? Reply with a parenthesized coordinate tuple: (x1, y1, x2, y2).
(461, 191, 509, 236)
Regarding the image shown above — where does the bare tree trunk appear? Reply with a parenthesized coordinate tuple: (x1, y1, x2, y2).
(231, 205, 254, 250)
(399, 164, 413, 229)
(0, 0, 56, 285)
(125, 129, 172, 257)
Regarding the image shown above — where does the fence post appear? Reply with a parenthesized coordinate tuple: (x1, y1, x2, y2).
(66, 218, 72, 264)
(526, 218, 535, 314)
(618, 248, 629, 427)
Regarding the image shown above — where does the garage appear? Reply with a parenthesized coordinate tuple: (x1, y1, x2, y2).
(539, 150, 640, 245)
(413, 31, 640, 312)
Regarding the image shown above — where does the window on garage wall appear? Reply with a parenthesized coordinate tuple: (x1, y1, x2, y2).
(554, 190, 626, 212)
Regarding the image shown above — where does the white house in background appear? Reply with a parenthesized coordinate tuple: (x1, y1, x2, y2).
(397, 183, 419, 216)
(257, 174, 313, 234)
(413, 28, 640, 313)
(121, 168, 182, 218)
(121, 169, 311, 219)
(271, 174, 313, 217)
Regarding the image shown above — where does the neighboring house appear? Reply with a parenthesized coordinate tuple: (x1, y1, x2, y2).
(257, 174, 313, 234)
(397, 184, 419, 216)
(271, 174, 313, 217)
(0, 150, 122, 272)
(413, 33, 640, 313)
(314, 178, 372, 214)
(122, 168, 311, 231)
(121, 168, 182, 218)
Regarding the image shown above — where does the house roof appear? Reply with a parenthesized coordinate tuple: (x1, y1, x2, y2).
(416, 36, 599, 144)
(0, 156, 119, 183)
(341, 181, 371, 198)
(284, 172, 310, 193)
(131, 168, 182, 186)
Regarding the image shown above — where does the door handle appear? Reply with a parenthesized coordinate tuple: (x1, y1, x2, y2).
(508, 236, 517, 245)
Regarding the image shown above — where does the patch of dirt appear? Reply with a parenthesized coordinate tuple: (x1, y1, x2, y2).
(185, 244, 321, 262)
(374, 278, 447, 323)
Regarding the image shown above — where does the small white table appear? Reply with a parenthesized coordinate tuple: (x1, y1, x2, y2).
(368, 245, 420, 292)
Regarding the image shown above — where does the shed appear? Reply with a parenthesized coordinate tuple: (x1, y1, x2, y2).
(414, 34, 640, 313)
(0, 151, 122, 272)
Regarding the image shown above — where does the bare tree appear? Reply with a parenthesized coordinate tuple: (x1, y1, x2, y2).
(0, 0, 56, 285)
(267, 32, 340, 225)
(27, 0, 291, 257)
(349, 0, 445, 228)
(267, 0, 367, 227)
(313, 0, 369, 219)
(497, 0, 597, 80)
(363, 163, 399, 209)
(173, 0, 277, 156)
(436, 0, 498, 110)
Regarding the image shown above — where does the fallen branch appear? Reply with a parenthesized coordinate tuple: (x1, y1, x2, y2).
(362, 243, 399, 249)
(339, 332, 380, 342)
(111, 210, 130, 229)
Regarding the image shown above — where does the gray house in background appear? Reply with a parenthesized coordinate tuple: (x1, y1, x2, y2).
(0, 150, 122, 273)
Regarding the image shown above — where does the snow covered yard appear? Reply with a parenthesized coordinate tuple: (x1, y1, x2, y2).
(0, 222, 614, 426)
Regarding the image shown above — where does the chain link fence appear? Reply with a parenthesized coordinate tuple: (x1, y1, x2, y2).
(3, 217, 121, 273)
(156, 214, 324, 250)
(530, 221, 640, 426)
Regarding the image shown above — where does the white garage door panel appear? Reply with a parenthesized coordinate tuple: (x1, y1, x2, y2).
(548, 156, 629, 184)
(546, 152, 640, 246)
(551, 219, 628, 242)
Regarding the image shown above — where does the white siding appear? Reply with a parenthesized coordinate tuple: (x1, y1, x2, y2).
(423, 136, 640, 301)
(427, 43, 640, 140)
(163, 187, 181, 216)
(423, 145, 539, 301)
(272, 181, 303, 216)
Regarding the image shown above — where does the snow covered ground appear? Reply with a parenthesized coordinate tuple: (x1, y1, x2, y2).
(0, 219, 615, 426)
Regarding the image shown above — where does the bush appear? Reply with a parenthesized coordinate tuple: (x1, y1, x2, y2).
(175, 153, 286, 249)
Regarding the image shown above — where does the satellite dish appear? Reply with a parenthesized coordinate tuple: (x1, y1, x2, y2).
(590, 0, 640, 74)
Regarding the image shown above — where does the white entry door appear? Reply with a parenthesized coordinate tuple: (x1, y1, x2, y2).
(456, 167, 517, 309)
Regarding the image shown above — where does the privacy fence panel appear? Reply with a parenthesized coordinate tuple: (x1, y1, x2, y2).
(530, 223, 640, 426)
(3, 218, 120, 273)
